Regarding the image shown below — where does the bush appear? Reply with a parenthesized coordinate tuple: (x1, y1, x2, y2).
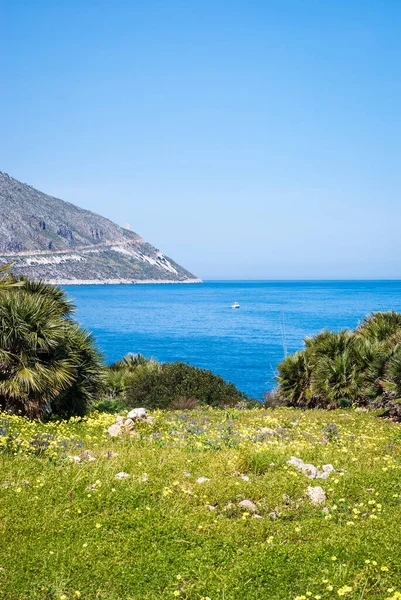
(125, 361, 249, 410)
(0, 271, 104, 419)
(104, 354, 160, 401)
(275, 311, 401, 417)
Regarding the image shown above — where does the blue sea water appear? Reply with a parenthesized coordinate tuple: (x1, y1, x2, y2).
(66, 280, 401, 400)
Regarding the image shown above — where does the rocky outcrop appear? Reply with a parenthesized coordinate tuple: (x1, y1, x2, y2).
(288, 456, 335, 480)
(107, 408, 154, 437)
(0, 172, 201, 284)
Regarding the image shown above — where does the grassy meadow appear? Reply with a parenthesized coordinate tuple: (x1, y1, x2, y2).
(1, 407, 401, 600)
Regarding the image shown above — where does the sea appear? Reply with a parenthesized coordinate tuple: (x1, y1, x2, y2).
(66, 280, 401, 400)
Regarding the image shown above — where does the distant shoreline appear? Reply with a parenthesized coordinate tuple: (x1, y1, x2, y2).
(47, 278, 203, 285)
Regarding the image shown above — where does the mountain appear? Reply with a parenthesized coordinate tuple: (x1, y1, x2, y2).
(0, 172, 201, 284)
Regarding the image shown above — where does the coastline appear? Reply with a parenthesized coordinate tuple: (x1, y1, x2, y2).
(47, 277, 203, 285)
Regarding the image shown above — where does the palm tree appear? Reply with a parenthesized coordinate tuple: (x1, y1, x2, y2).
(50, 324, 104, 417)
(106, 353, 160, 401)
(122, 353, 150, 370)
(0, 290, 75, 417)
(276, 350, 313, 406)
(356, 311, 401, 343)
(0, 277, 104, 418)
(311, 350, 364, 408)
(306, 329, 353, 360)
(0, 263, 24, 292)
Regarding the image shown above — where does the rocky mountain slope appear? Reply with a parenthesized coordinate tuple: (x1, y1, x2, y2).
(0, 172, 200, 284)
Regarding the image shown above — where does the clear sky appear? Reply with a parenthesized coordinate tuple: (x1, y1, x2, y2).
(1, 0, 400, 279)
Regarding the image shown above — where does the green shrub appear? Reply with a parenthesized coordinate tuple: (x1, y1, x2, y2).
(104, 354, 160, 401)
(0, 270, 104, 419)
(276, 311, 401, 416)
(125, 361, 249, 410)
(91, 397, 128, 413)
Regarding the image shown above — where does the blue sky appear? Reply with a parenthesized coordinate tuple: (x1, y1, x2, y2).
(1, 0, 400, 279)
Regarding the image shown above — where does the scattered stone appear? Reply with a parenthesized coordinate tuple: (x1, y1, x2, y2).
(196, 477, 210, 484)
(87, 481, 101, 491)
(127, 408, 147, 420)
(124, 418, 135, 432)
(68, 455, 81, 464)
(257, 427, 275, 435)
(207, 505, 216, 511)
(238, 499, 258, 513)
(108, 423, 122, 438)
(183, 470, 192, 477)
(307, 486, 327, 506)
(109, 409, 153, 437)
(252, 514, 263, 519)
(288, 456, 335, 479)
(268, 511, 279, 520)
(322, 464, 335, 476)
(141, 473, 149, 482)
(115, 472, 130, 480)
(240, 474, 250, 482)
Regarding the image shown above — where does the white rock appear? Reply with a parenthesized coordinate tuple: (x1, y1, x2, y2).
(81, 451, 96, 462)
(288, 456, 304, 468)
(307, 486, 326, 506)
(288, 456, 335, 480)
(196, 477, 210, 484)
(252, 514, 263, 519)
(301, 463, 319, 478)
(115, 472, 130, 480)
(115, 415, 124, 425)
(127, 408, 147, 420)
(238, 499, 258, 513)
(68, 455, 81, 464)
(108, 423, 122, 437)
(258, 427, 275, 435)
(207, 505, 216, 511)
(240, 475, 250, 482)
(124, 418, 135, 432)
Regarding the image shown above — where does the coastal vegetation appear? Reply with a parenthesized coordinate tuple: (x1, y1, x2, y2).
(0, 268, 248, 419)
(0, 267, 103, 419)
(276, 312, 401, 419)
(1, 272, 401, 598)
(105, 356, 251, 411)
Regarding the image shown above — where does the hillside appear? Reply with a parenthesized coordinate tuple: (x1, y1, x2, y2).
(0, 172, 200, 284)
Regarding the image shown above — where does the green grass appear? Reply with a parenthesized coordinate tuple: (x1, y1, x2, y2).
(1, 408, 401, 600)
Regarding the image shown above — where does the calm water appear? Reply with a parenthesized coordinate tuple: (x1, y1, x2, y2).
(66, 281, 401, 400)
